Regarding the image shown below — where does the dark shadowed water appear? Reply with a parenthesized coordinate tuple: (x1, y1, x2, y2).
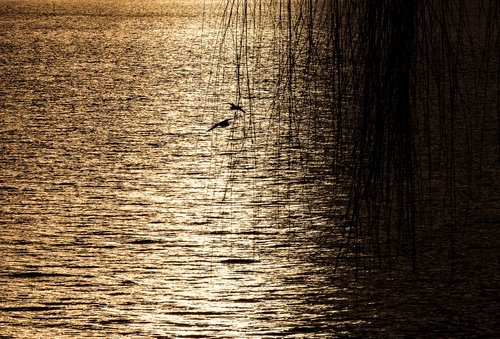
(0, 1, 357, 337)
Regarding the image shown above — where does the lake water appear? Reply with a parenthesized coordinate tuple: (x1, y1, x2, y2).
(0, 1, 358, 337)
(2, 1, 497, 338)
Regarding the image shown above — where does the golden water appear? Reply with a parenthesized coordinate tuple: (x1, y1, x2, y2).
(0, 1, 357, 337)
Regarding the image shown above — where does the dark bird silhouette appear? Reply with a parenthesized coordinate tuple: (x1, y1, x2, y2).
(208, 118, 233, 132)
(227, 102, 246, 113)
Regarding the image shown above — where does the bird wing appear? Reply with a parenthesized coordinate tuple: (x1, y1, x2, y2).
(207, 122, 220, 132)
(227, 103, 245, 113)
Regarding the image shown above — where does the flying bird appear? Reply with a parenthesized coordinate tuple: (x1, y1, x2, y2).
(227, 102, 246, 113)
(208, 118, 233, 132)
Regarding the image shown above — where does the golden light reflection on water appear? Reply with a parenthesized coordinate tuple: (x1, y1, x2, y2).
(0, 0, 359, 337)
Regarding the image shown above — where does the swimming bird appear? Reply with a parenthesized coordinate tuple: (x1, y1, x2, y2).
(208, 118, 233, 132)
(227, 102, 246, 113)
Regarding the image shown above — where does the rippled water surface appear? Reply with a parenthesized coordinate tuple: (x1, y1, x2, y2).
(0, 1, 358, 337)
